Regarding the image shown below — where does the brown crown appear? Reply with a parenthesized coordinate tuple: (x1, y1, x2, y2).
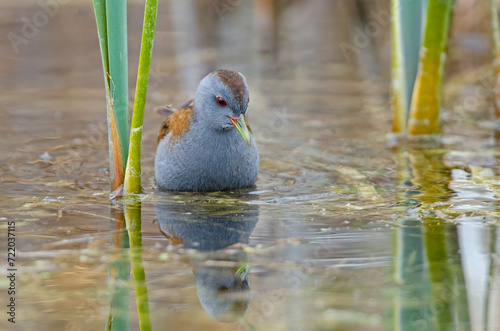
(214, 69, 246, 104)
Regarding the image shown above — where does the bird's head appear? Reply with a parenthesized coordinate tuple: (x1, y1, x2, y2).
(194, 69, 252, 146)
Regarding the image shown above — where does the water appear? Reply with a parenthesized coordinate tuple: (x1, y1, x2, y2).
(1, 0, 499, 330)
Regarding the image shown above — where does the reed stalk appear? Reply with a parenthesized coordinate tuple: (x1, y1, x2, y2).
(393, 220, 429, 330)
(408, 0, 453, 135)
(93, 1, 158, 329)
(390, 0, 423, 134)
(92, 0, 126, 191)
(124, 0, 159, 195)
(107, 210, 130, 331)
(106, 0, 129, 168)
(491, 0, 500, 119)
(125, 203, 152, 331)
(422, 221, 469, 329)
(423, 220, 452, 329)
(92, 0, 109, 93)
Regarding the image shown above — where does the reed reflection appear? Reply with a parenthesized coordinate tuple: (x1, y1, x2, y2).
(155, 193, 259, 323)
(394, 145, 470, 331)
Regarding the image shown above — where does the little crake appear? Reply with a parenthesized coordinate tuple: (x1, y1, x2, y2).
(155, 70, 259, 192)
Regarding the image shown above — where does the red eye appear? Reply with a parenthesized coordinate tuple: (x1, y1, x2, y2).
(247, 97, 250, 104)
(216, 97, 227, 107)
(217, 286, 229, 294)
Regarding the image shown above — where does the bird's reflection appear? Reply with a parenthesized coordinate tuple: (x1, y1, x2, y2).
(155, 193, 259, 322)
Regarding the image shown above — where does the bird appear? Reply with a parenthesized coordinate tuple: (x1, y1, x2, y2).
(155, 194, 259, 321)
(155, 69, 259, 192)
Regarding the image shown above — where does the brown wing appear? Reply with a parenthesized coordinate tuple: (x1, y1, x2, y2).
(157, 100, 195, 144)
(154, 104, 177, 117)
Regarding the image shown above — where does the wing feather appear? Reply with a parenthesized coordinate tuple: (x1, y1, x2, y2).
(157, 100, 194, 144)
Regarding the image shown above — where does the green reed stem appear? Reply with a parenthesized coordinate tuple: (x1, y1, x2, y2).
(92, 0, 109, 90)
(92, 0, 125, 191)
(393, 220, 430, 331)
(107, 209, 130, 331)
(390, 0, 423, 134)
(106, 0, 129, 168)
(492, 0, 500, 66)
(423, 220, 453, 330)
(124, 0, 159, 195)
(408, 0, 453, 135)
(491, 0, 500, 119)
(125, 202, 152, 331)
